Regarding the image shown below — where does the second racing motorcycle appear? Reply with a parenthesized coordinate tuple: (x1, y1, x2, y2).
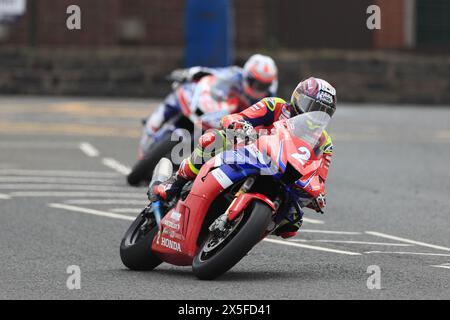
(127, 75, 240, 186)
(120, 111, 330, 279)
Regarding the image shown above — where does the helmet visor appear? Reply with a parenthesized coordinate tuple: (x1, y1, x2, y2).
(296, 94, 335, 117)
(246, 75, 272, 93)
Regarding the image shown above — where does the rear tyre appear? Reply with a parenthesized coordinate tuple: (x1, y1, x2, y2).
(127, 134, 178, 186)
(192, 201, 272, 280)
(120, 211, 162, 271)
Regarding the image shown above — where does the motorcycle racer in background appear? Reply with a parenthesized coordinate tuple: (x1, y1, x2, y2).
(141, 54, 278, 148)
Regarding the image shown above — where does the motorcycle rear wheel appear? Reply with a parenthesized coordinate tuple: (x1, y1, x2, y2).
(127, 133, 178, 186)
(192, 201, 272, 280)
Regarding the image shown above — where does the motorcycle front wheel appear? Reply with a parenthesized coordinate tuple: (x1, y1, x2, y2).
(192, 201, 272, 280)
(120, 210, 162, 271)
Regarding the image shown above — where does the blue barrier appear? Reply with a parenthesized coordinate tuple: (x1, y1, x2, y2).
(185, 0, 234, 67)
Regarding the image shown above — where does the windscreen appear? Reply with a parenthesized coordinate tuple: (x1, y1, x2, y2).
(285, 111, 331, 148)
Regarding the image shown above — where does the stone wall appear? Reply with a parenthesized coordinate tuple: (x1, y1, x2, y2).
(1, 47, 449, 104)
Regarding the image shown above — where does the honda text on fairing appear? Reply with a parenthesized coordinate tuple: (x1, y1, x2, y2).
(120, 111, 330, 279)
(127, 75, 240, 186)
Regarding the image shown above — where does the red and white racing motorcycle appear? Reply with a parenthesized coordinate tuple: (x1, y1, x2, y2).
(121, 111, 330, 279)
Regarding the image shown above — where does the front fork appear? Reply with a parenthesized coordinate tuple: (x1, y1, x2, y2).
(225, 177, 277, 223)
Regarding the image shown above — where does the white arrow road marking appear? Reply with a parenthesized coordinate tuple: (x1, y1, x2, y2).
(102, 158, 131, 175)
(431, 263, 450, 270)
(366, 231, 450, 252)
(48, 203, 135, 221)
(263, 238, 361, 256)
(290, 239, 412, 247)
(365, 251, 450, 257)
(79, 142, 100, 157)
(0, 193, 11, 200)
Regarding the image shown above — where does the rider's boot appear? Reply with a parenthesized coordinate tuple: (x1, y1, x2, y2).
(148, 158, 198, 202)
(272, 208, 303, 239)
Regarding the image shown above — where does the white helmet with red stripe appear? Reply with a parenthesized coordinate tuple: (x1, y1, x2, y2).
(243, 54, 278, 100)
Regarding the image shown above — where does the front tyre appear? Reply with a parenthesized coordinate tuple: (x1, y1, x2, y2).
(192, 201, 272, 280)
(120, 211, 162, 271)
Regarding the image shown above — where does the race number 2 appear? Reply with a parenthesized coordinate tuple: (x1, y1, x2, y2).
(291, 146, 311, 165)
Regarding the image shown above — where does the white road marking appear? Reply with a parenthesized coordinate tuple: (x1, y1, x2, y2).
(65, 199, 147, 205)
(10, 191, 145, 198)
(366, 231, 450, 252)
(299, 229, 362, 235)
(48, 203, 135, 221)
(0, 169, 120, 178)
(290, 239, 413, 246)
(102, 158, 131, 175)
(0, 183, 135, 192)
(302, 217, 324, 225)
(365, 251, 450, 257)
(430, 263, 450, 270)
(0, 193, 11, 200)
(79, 142, 100, 157)
(0, 176, 122, 185)
(109, 208, 142, 214)
(263, 238, 361, 256)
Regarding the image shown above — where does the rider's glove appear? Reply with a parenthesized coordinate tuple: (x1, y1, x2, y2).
(228, 120, 257, 144)
(169, 68, 190, 83)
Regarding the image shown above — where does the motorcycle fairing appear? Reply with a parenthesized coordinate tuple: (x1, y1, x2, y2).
(152, 112, 329, 265)
(255, 127, 325, 198)
(180, 76, 239, 130)
(151, 158, 250, 265)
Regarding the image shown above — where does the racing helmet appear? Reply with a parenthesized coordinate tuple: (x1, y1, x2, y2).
(243, 54, 278, 100)
(291, 77, 337, 117)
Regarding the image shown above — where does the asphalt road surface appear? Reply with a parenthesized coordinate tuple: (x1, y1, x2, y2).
(0, 96, 449, 300)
